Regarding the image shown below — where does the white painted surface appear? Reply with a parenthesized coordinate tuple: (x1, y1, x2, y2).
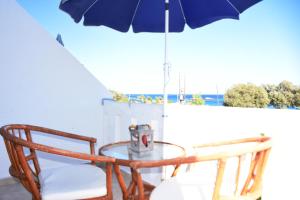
(102, 101, 163, 144)
(0, 0, 111, 178)
(102, 101, 300, 199)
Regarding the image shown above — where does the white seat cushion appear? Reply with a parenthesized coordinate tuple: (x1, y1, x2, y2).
(150, 156, 252, 200)
(150, 171, 214, 200)
(39, 164, 107, 200)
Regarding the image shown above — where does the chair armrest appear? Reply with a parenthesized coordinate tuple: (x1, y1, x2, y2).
(8, 124, 98, 158)
(25, 124, 97, 143)
(9, 135, 114, 163)
(3, 124, 97, 143)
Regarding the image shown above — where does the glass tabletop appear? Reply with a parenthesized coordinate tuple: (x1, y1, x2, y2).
(99, 141, 185, 162)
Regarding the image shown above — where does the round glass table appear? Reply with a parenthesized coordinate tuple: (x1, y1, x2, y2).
(99, 141, 185, 199)
(99, 141, 185, 165)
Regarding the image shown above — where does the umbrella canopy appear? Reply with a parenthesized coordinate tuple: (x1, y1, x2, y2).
(60, 0, 261, 33)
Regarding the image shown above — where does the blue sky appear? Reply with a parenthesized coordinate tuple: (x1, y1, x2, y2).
(17, 0, 300, 94)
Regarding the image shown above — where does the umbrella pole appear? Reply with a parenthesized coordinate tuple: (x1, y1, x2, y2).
(162, 1, 170, 181)
(163, 0, 169, 119)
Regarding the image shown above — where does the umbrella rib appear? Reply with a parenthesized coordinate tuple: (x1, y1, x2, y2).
(178, 0, 187, 23)
(130, 0, 143, 27)
(82, 0, 100, 17)
(226, 0, 241, 14)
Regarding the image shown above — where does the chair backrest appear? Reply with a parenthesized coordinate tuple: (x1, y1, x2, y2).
(1, 124, 41, 193)
(1, 124, 114, 200)
(191, 137, 272, 200)
(130, 137, 271, 200)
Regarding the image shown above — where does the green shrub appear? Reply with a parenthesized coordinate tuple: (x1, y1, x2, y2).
(224, 83, 270, 108)
(191, 94, 205, 105)
(155, 96, 163, 104)
(262, 84, 277, 96)
(145, 96, 153, 104)
(293, 88, 300, 107)
(268, 91, 289, 108)
(137, 95, 146, 103)
(277, 80, 295, 107)
(110, 90, 129, 103)
(264, 80, 298, 108)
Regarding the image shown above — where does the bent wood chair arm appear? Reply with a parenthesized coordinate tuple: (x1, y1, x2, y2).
(130, 137, 271, 200)
(1, 124, 98, 161)
(3, 124, 97, 142)
(12, 135, 115, 163)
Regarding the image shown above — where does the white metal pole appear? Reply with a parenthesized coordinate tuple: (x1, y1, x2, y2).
(163, 0, 169, 118)
(163, 1, 170, 180)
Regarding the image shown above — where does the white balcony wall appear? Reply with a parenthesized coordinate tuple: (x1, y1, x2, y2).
(103, 102, 300, 199)
(0, 0, 111, 179)
(102, 101, 163, 144)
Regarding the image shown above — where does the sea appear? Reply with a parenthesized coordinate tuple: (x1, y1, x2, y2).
(125, 94, 300, 110)
(126, 94, 224, 106)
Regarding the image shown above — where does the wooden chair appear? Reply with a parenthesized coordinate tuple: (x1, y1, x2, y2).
(130, 137, 271, 200)
(0, 124, 115, 200)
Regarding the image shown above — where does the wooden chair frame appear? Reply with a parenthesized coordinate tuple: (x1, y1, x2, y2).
(1, 124, 115, 200)
(130, 137, 272, 200)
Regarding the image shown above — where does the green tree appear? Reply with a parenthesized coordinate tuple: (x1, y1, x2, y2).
(263, 84, 281, 108)
(137, 95, 146, 103)
(145, 96, 153, 104)
(268, 91, 289, 108)
(264, 80, 297, 108)
(293, 87, 300, 107)
(110, 90, 129, 102)
(277, 80, 295, 106)
(262, 84, 277, 96)
(155, 96, 163, 104)
(278, 80, 295, 91)
(191, 94, 205, 105)
(224, 83, 270, 108)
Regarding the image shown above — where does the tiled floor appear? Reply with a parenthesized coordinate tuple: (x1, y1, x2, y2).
(0, 172, 131, 200)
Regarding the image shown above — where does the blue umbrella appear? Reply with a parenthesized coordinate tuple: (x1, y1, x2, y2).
(59, 0, 262, 129)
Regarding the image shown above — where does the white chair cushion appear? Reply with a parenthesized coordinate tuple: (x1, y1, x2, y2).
(39, 164, 107, 200)
(150, 171, 214, 200)
(150, 155, 252, 200)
